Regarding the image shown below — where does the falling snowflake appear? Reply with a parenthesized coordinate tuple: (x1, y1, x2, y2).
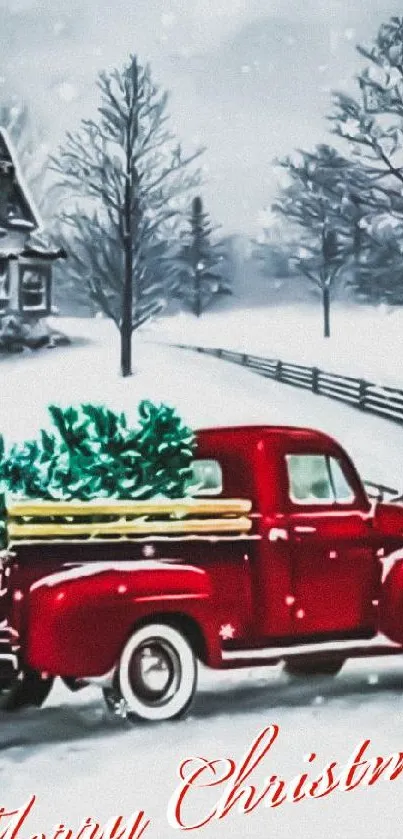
(344, 28, 355, 41)
(342, 117, 359, 137)
(219, 623, 235, 641)
(38, 142, 50, 156)
(53, 21, 67, 36)
(161, 12, 176, 28)
(57, 82, 79, 103)
(367, 674, 379, 685)
(241, 65, 251, 74)
(330, 30, 339, 54)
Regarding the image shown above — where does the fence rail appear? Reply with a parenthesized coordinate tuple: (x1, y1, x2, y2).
(174, 342, 403, 426)
(173, 341, 403, 502)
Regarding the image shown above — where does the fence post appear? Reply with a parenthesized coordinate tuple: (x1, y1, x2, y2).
(312, 367, 320, 395)
(216, 348, 222, 358)
(275, 360, 283, 381)
(358, 379, 367, 410)
(242, 353, 248, 365)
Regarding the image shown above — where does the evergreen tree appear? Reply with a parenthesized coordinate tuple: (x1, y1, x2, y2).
(176, 196, 230, 317)
(0, 401, 196, 501)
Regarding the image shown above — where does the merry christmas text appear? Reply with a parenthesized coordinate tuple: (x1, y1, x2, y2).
(167, 724, 403, 829)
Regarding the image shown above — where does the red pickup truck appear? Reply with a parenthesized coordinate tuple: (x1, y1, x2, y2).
(2, 424, 403, 723)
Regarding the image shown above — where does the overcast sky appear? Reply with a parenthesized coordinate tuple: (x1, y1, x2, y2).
(1, 0, 402, 233)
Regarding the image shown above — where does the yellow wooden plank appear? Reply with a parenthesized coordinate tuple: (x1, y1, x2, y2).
(8, 498, 252, 518)
(8, 516, 253, 539)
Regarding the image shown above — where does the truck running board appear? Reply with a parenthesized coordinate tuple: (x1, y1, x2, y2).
(221, 633, 403, 669)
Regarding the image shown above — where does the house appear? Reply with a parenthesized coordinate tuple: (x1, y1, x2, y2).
(0, 127, 65, 318)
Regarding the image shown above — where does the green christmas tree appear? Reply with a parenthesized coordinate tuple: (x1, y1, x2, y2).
(0, 400, 196, 503)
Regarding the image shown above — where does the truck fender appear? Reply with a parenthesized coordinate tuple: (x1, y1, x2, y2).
(25, 560, 217, 678)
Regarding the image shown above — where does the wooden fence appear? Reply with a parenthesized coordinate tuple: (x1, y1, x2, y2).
(173, 342, 403, 502)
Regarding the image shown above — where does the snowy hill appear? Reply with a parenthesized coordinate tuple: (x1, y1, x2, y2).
(158, 300, 403, 390)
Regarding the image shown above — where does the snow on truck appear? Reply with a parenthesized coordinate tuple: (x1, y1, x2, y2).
(2, 424, 403, 722)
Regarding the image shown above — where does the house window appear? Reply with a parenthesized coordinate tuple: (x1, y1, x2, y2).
(285, 454, 355, 505)
(18, 263, 50, 314)
(0, 258, 10, 312)
(186, 460, 223, 496)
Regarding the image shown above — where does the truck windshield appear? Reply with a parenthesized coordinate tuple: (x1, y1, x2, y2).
(285, 454, 355, 505)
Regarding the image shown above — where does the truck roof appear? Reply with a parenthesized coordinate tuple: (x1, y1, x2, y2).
(196, 425, 337, 445)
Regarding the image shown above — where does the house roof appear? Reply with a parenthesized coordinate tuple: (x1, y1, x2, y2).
(0, 128, 42, 232)
(0, 244, 67, 261)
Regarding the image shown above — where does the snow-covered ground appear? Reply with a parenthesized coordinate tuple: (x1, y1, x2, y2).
(157, 301, 403, 390)
(3, 660, 403, 839)
(5, 315, 401, 489)
(1, 316, 403, 839)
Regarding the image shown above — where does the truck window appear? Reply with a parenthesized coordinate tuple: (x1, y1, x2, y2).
(285, 454, 355, 505)
(187, 459, 223, 496)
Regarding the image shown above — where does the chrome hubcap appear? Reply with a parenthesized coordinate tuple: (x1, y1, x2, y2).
(128, 639, 181, 707)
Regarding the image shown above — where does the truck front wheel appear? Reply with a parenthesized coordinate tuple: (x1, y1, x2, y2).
(117, 623, 197, 722)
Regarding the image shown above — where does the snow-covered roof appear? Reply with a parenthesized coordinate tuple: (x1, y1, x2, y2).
(0, 244, 67, 261)
(0, 127, 42, 231)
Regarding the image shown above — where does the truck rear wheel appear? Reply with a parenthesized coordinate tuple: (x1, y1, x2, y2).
(0, 669, 54, 711)
(117, 623, 197, 722)
(284, 659, 344, 678)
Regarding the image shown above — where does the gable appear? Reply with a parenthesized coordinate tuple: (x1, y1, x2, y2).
(0, 128, 42, 233)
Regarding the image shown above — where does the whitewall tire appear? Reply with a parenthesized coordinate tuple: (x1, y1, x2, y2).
(118, 623, 197, 722)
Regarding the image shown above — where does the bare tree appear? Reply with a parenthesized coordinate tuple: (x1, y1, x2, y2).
(272, 146, 359, 337)
(330, 18, 403, 217)
(52, 55, 203, 376)
(329, 17, 403, 304)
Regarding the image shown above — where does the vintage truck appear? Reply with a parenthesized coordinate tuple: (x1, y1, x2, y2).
(2, 424, 403, 723)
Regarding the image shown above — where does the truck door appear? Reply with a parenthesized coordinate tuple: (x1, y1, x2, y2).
(285, 452, 381, 637)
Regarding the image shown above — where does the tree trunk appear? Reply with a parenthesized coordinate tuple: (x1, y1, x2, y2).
(120, 319, 132, 377)
(121, 230, 133, 376)
(353, 221, 362, 294)
(323, 286, 330, 338)
(195, 269, 202, 317)
(120, 57, 138, 377)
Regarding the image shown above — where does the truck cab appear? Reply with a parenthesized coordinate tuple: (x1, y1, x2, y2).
(196, 426, 381, 647)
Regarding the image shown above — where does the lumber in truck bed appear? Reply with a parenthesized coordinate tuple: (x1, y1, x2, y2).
(5, 497, 254, 543)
